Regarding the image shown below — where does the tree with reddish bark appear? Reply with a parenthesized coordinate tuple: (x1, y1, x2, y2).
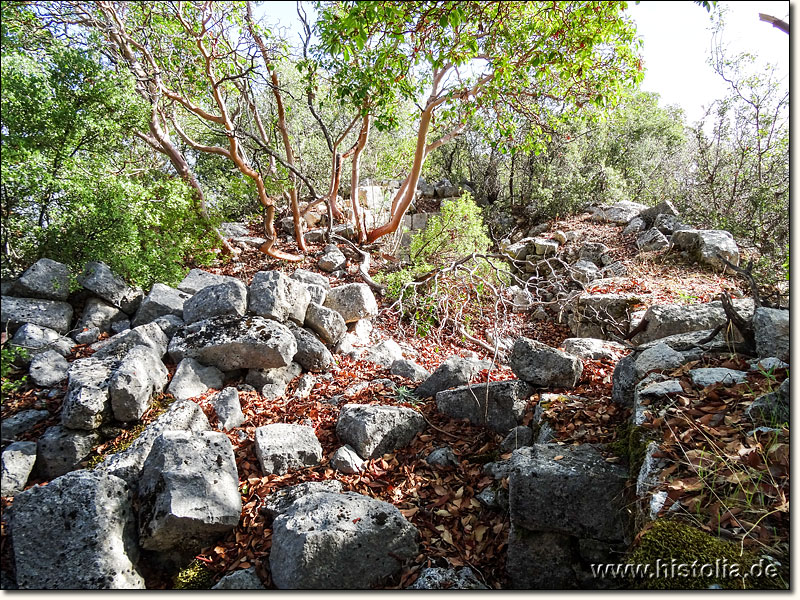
(314, 1, 644, 244)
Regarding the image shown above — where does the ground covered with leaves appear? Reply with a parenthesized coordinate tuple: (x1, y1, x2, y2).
(0, 215, 789, 589)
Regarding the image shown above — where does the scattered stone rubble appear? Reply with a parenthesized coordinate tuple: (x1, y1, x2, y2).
(0, 199, 789, 590)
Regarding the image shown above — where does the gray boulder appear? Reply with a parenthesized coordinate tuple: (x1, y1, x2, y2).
(1, 441, 37, 496)
(220, 222, 250, 237)
(249, 271, 311, 325)
(183, 280, 248, 325)
(291, 268, 330, 290)
(532, 237, 559, 256)
(323, 283, 379, 323)
(426, 446, 459, 468)
(254, 423, 322, 475)
(96, 399, 210, 484)
(436, 380, 534, 433)
(73, 297, 127, 344)
(91, 321, 169, 360)
(62, 356, 118, 430)
(28, 349, 70, 387)
(753, 307, 789, 362)
(305, 303, 347, 345)
(561, 338, 625, 361)
(501, 426, 534, 452)
(622, 217, 646, 235)
(270, 491, 418, 589)
(9, 323, 74, 366)
(212, 567, 265, 590)
(137, 431, 241, 552)
(336, 404, 425, 459)
(1, 409, 50, 443)
(653, 213, 688, 235)
(689, 367, 747, 387)
(14, 258, 71, 301)
(636, 228, 670, 252)
(570, 260, 601, 285)
(634, 342, 686, 378)
(77, 261, 143, 314)
(168, 357, 224, 402)
(294, 373, 316, 398)
(390, 359, 430, 382)
(507, 527, 578, 589)
(578, 242, 612, 266)
(510, 337, 583, 388)
(633, 300, 753, 345)
(177, 268, 242, 295)
(408, 567, 488, 590)
(131, 283, 191, 328)
(637, 199, 679, 227)
(260, 480, 344, 520)
(633, 377, 683, 425)
(290, 326, 334, 372)
(670, 229, 739, 269)
(416, 356, 482, 398)
(169, 315, 297, 371)
(571, 292, 641, 340)
(1, 296, 73, 335)
(152, 314, 183, 338)
(611, 355, 637, 407)
(318, 244, 347, 272)
(509, 444, 628, 542)
(590, 200, 648, 224)
(212, 387, 245, 431)
(246, 362, 302, 390)
(35, 425, 100, 479)
(303, 282, 327, 305)
(330, 444, 366, 474)
(109, 345, 169, 422)
(361, 339, 403, 367)
(11, 469, 144, 589)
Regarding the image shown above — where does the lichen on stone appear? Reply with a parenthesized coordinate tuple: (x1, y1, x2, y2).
(173, 559, 215, 589)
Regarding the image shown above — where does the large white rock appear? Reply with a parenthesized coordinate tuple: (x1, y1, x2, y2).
(15, 258, 71, 301)
(12, 469, 145, 589)
(131, 283, 191, 328)
(249, 271, 311, 325)
(336, 404, 425, 459)
(168, 315, 297, 371)
(182, 280, 248, 325)
(109, 345, 169, 422)
(670, 229, 739, 270)
(270, 491, 418, 589)
(254, 423, 322, 475)
(323, 283, 379, 324)
(96, 399, 210, 484)
(137, 430, 241, 553)
(753, 307, 789, 363)
(0, 296, 73, 335)
(77, 261, 143, 314)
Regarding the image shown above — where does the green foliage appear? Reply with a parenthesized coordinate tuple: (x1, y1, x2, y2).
(376, 194, 502, 337)
(410, 193, 490, 266)
(681, 9, 788, 285)
(1, 346, 29, 400)
(0, 8, 219, 288)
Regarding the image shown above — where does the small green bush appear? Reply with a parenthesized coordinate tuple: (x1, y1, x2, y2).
(1, 346, 29, 400)
(409, 192, 490, 266)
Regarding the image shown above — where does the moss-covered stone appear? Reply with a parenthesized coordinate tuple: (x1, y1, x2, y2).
(627, 519, 784, 589)
(608, 421, 649, 475)
(86, 394, 177, 469)
(173, 559, 215, 589)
